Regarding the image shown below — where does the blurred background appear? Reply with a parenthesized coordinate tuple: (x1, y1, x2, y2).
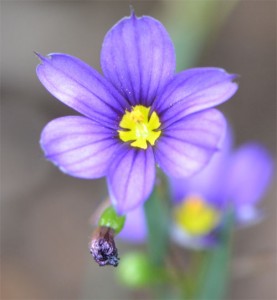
(1, 1, 276, 299)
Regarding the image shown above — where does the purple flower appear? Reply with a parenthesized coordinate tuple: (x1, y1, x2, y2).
(120, 130, 274, 246)
(171, 132, 274, 224)
(36, 12, 238, 214)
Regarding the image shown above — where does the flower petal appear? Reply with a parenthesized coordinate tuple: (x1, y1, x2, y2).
(40, 116, 119, 178)
(36, 53, 129, 128)
(155, 109, 226, 178)
(225, 143, 274, 207)
(101, 13, 175, 106)
(152, 68, 238, 128)
(118, 206, 147, 244)
(107, 146, 156, 214)
(169, 126, 233, 208)
(171, 223, 218, 250)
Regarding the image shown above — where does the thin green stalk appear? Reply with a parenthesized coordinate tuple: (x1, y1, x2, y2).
(144, 170, 172, 298)
(144, 170, 171, 266)
(194, 211, 234, 300)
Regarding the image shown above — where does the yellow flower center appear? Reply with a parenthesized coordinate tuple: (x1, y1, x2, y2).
(118, 105, 161, 149)
(173, 194, 220, 236)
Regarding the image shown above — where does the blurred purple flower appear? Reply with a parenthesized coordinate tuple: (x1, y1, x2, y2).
(120, 130, 274, 247)
(36, 12, 238, 214)
(171, 132, 274, 224)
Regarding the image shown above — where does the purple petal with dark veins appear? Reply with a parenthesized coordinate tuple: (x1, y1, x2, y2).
(40, 116, 119, 178)
(152, 68, 238, 129)
(36, 53, 129, 128)
(169, 127, 233, 209)
(107, 146, 155, 214)
(101, 13, 175, 106)
(155, 109, 226, 178)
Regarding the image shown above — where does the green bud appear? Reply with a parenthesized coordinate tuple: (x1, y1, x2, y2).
(117, 252, 164, 288)
(98, 206, 126, 235)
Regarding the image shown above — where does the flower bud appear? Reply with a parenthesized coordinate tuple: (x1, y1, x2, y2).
(117, 252, 164, 288)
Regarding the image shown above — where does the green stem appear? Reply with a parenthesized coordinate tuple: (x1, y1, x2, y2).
(193, 211, 234, 300)
(144, 171, 172, 298)
(144, 175, 170, 266)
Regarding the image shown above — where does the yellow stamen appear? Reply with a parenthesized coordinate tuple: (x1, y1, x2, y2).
(118, 105, 161, 149)
(173, 194, 220, 236)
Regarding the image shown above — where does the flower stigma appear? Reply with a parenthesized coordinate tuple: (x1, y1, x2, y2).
(118, 105, 161, 149)
(174, 194, 220, 236)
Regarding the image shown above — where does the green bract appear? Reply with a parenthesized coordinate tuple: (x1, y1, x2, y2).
(98, 206, 126, 234)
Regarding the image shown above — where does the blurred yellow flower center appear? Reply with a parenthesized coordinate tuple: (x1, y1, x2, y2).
(173, 194, 220, 236)
(118, 105, 161, 149)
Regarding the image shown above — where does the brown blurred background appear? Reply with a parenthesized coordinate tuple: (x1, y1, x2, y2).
(1, 1, 276, 299)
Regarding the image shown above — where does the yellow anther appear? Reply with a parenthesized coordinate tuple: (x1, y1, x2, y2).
(173, 194, 220, 236)
(129, 109, 144, 123)
(118, 105, 161, 149)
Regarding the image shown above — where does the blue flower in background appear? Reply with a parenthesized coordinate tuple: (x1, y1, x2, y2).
(119, 130, 274, 247)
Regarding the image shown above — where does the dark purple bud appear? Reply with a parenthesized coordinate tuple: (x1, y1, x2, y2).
(89, 226, 119, 267)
